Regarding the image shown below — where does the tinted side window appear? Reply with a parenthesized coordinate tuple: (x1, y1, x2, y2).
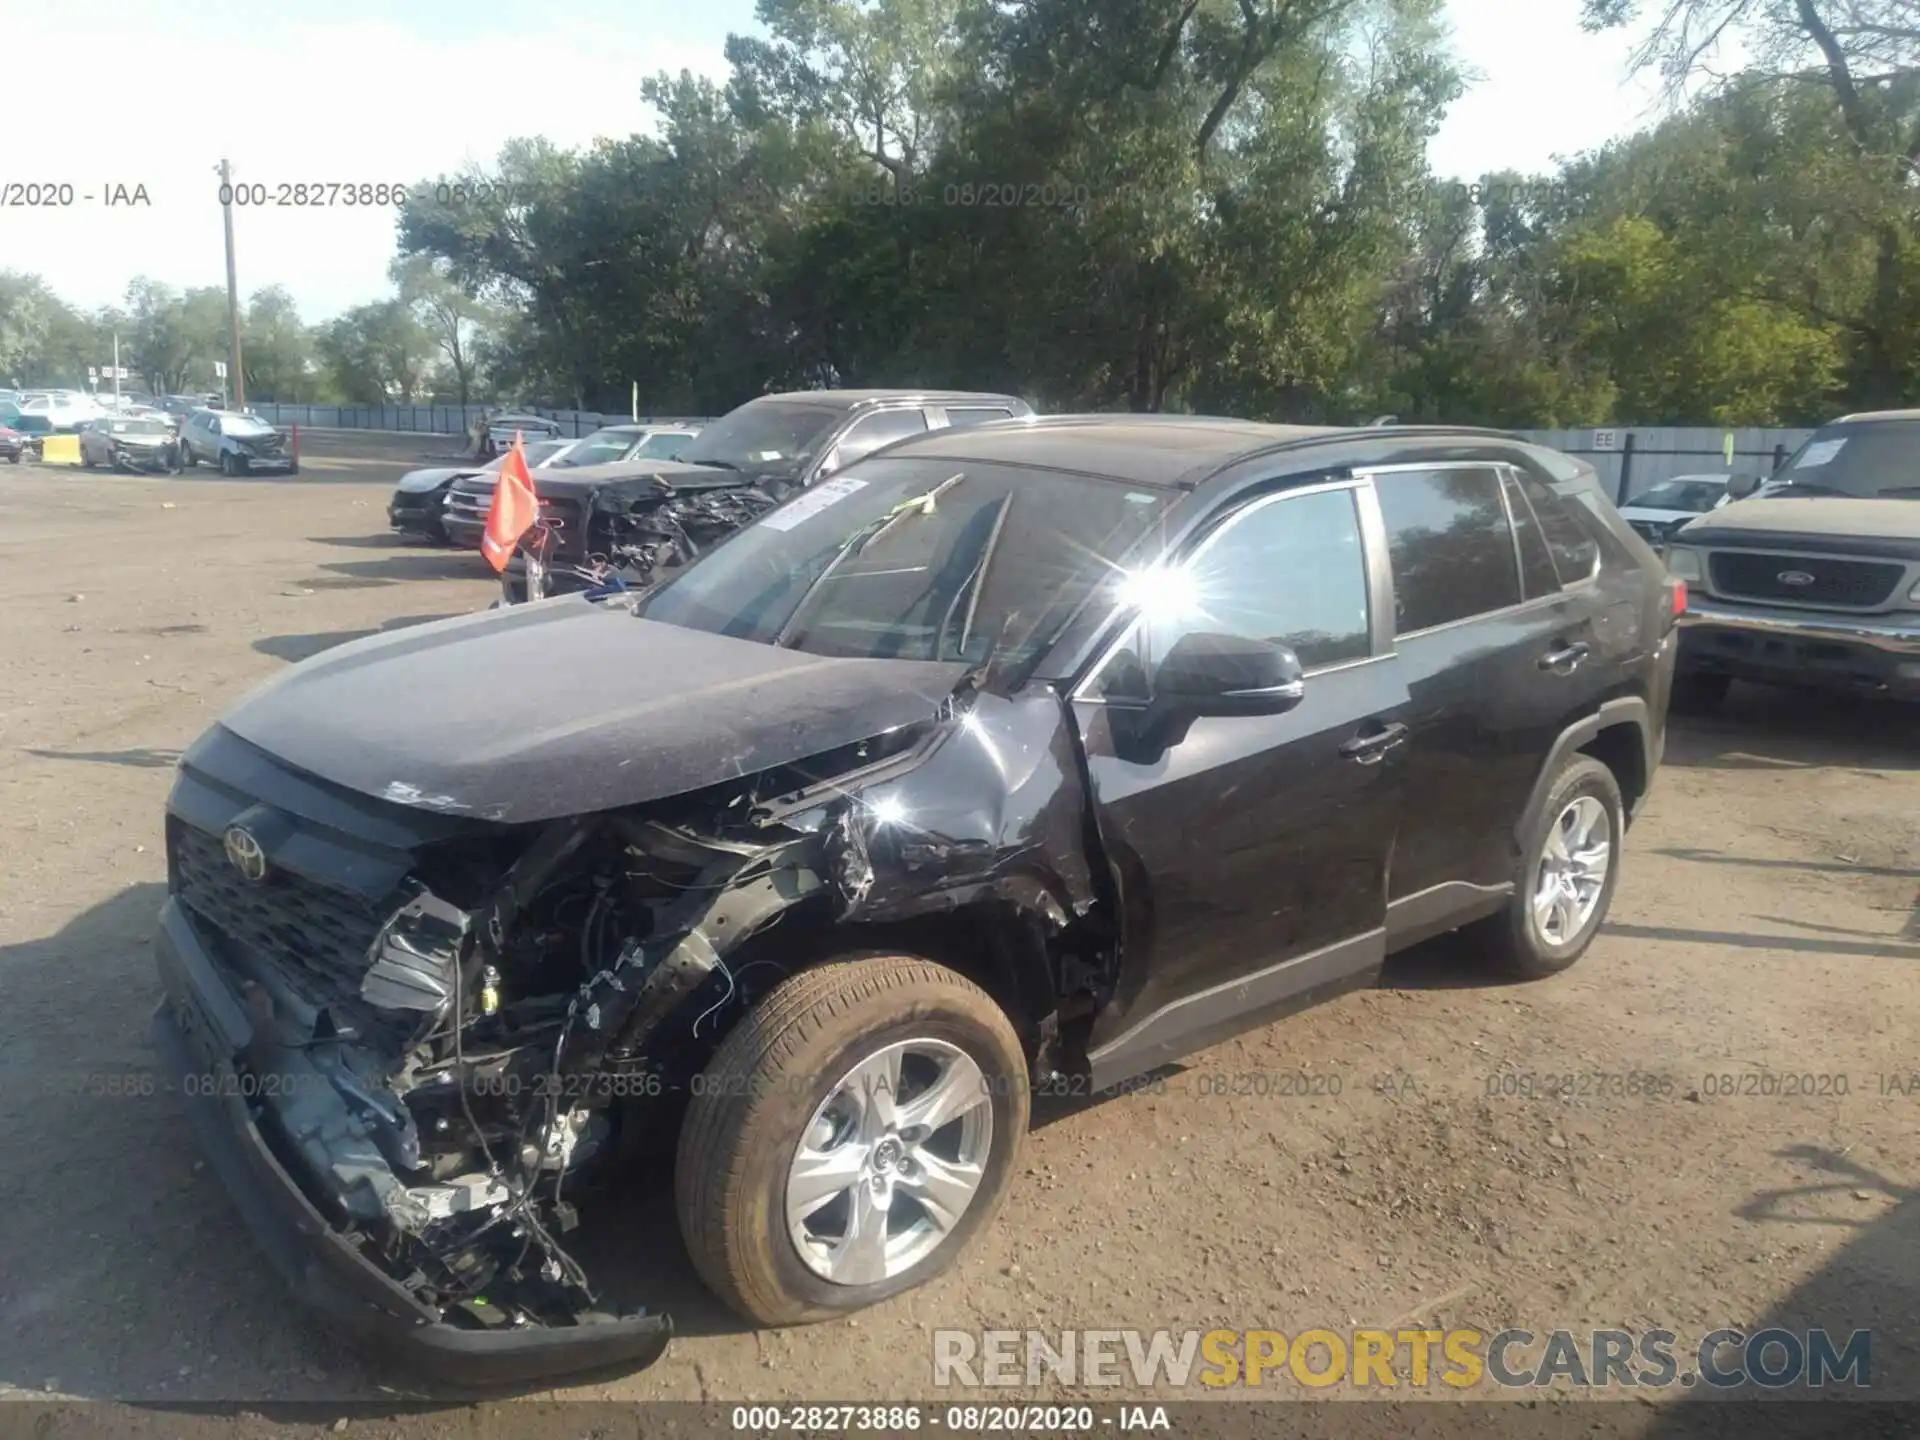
(1515, 473, 1599, 584)
(943, 407, 1015, 428)
(1501, 469, 1561, 600)
(1374, 466, 1521, 633)
(836, 408, 928, 463)
(1096, 486, 1371, 700)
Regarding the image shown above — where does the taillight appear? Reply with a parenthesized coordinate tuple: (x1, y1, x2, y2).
(1671, 578, 1688, 615)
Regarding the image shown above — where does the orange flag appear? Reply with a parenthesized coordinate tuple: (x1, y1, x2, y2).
(481, 432, 539, 573)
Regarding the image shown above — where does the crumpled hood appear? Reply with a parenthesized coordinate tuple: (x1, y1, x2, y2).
(218, 597, 969, 823)
(396, 466, 476, 493)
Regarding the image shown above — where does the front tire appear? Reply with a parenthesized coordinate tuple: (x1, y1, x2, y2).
(180, 443, 196, 468)
(1476, 755, 1624, 980)
(676, 955, 1029, 1327)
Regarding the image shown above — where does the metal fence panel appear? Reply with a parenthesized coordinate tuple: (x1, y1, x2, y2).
(1512, 427, 1816, 504)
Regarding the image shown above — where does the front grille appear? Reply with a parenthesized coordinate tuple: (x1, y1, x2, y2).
(447, 488, 586, 555)
(446, 484, 492, 521)
(1708, 550, 1904, 608)
(169, 818, 387, 1007)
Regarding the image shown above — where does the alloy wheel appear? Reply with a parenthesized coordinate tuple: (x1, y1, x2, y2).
(785, 1037, 993, 1286)
(1532, 795, 1612, 945)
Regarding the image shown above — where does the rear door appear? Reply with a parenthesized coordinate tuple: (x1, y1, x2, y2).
(1364, 462, 1608, 913)
(1071, 478, 1410, 1085)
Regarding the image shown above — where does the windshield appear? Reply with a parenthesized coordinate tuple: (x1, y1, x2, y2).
(551, 429, 642, 468)
(634, 430, 694, 459)
(678, 401, 844, 469)
(110, 420, 168, 435)
(635, 456, 1177, 669)
(483, 438, 570, 471)
(1771, 422, 1920, 498)
(1629, 478, 1725, 511)
(223, 414, 274, 436)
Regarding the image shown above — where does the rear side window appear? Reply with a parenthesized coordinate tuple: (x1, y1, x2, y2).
(836, 408, 929, 463)
(1501, 470, 1562, 600)
(1514, 473, 1599, 584)
(1373, 466, 1521, 633)
(943, 407, 1015, 428)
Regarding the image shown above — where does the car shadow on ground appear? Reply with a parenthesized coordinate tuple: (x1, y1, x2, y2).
(312, 555, 485, 584)
(254, 615, 461, 664)
(1666, 682, 1917, 774)
(310, 534, 453, 551)
(20, 746, 183, 769)
(1378, 927, 1531, 992)
(1638, 1147, 1920, 1432)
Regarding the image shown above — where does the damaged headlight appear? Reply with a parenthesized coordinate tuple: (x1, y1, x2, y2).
(362, 887, 472, 1015)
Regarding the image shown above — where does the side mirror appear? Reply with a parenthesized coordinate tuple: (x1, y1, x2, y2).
(1726, 472, 1761, 500)
(1154, 632, 1305, 718)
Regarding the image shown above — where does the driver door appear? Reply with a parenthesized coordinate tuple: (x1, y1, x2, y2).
(1070, 479, 1412, 1087)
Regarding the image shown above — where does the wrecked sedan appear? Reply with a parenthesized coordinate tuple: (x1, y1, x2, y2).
(454, 389, 1032, 603)
(152, 415, 1672, 1384)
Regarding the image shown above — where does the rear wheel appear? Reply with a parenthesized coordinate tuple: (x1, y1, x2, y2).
(1474, 755, 1624, 980)
(676, 955, 1028, 1326)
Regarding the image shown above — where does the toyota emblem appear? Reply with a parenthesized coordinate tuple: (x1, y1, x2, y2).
(222, 825, 269, 883)
(1776, 570, 1817, 587)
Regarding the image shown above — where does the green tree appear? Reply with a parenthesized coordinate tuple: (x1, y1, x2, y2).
(316, 300, 437, 403)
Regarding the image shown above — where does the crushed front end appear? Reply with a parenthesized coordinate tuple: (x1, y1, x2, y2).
(151, 729, 684, 1384)
(502, 474, 791, 603)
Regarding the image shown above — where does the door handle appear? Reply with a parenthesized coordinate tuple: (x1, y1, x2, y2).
(1539, 640, 1592, 672)
(1340, 721, 1409, 765)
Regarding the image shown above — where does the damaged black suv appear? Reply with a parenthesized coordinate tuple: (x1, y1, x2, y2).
(152, 415, 1677, 1384)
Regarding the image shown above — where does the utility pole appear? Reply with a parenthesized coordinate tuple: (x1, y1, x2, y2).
(217, 159, 246, 409)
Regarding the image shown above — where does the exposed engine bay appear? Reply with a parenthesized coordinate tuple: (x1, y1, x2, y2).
(522, 473, 792, 599)
(164, 681, 1111, 1347)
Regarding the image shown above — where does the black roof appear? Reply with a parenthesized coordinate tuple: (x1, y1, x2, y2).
(884, 413, 1525, 489)
(755, 388, 1029, 409)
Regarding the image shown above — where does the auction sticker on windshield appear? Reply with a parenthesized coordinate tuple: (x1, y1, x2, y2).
(1796, 439, 1847, 468)
(760, 475, 869, 532)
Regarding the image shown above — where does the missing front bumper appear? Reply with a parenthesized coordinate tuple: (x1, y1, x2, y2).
(150, 898, 673, 1386)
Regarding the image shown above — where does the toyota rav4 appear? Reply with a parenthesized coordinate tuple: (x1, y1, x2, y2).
(151, 416, 1676, 1385)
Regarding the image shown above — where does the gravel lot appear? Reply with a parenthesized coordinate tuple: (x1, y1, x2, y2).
(0, 435, 1915, 1431)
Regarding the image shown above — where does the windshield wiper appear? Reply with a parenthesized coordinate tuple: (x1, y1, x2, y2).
(773, 473, 967, 650)
(691, 457, 741, 471)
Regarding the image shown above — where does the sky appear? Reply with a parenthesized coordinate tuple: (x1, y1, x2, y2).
(5, 0, 1675, 324)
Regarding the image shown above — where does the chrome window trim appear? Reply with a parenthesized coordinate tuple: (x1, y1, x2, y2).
(1067, 477, 1379, 706)
(1358, 460, 1537, 640)
(1493, 463, 1532, 598)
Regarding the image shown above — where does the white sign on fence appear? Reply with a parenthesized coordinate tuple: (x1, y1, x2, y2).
(1591, 429, 1618, 451)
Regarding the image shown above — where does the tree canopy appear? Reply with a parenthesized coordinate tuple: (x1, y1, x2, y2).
(8, 0, 1916, 425)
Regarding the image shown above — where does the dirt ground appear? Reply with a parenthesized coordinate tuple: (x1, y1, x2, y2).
(0, 434, 1915, 1431)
